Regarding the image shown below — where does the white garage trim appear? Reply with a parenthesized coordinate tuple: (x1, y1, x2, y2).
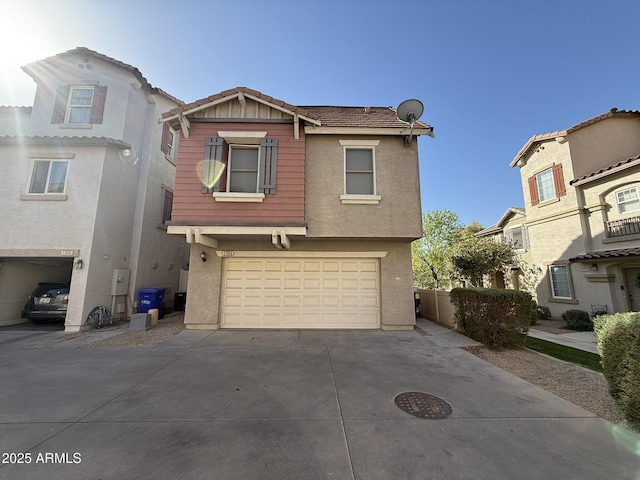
(215, 251, 388, 258)
(220, 257, 381, 329)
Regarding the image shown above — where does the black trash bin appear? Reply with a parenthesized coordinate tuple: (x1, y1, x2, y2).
(174, 292, 186, 311)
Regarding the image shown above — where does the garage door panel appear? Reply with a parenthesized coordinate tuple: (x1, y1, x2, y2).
(221, 257, 380, 329)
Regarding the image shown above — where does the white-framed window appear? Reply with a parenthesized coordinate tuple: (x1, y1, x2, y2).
(345, 148, 375, 195)
(536, 168, 555, 203)
(227, 145, 260, 193)
(507, 225, 529, 250)
(339, 139, 380, 204)
(549, 264, 572, 299)
(66, 87, 95, 124)
(616, 187, 640, 214)
(28, 160, 69, 194)
(167, 130, 175, 158)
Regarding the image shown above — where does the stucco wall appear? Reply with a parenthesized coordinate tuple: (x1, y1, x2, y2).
(305, 135, 422, 239)
(568, 117, 640, 180)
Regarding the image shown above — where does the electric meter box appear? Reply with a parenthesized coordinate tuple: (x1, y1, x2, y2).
(112, 269, 130, 296)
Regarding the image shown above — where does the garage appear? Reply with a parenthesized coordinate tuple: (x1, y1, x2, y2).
(0, 257, 73, 327)
(220, 257, 380, 329)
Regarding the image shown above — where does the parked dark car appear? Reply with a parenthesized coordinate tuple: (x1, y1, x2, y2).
(21, 282, 70, 323)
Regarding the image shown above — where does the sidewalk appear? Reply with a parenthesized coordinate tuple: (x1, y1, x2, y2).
(528, 328, 599, 354)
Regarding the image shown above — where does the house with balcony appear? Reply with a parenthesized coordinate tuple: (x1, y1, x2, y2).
(0, 48, 185, 331)
(162, 87, 433, 330)
(501, 108, 640, 318)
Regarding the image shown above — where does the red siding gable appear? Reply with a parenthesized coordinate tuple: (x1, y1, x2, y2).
(171, 122, 305, 225)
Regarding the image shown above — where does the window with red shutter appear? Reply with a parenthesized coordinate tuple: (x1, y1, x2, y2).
(552, 163, 566, 197)
(528, 176, 539, 206)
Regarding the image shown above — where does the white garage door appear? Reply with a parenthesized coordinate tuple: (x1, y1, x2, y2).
(220, 257, 380, 329)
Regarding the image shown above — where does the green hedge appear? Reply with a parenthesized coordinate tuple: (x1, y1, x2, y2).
(594, 312, 640, 431)
(537, 306, 552, 320)
(562, 309, 593, 331)
(450, 288, 532, 349)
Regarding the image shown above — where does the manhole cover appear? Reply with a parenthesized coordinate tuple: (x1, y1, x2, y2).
(394, 392, 452, 419)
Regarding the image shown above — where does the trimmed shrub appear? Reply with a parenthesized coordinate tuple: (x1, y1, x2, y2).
(450, 288, 532, 349)
(594, 313, 640, 431)
(562, 309, 593, 331)
(537, 305, 552, 320)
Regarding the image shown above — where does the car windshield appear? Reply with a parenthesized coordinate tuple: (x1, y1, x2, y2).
(34, 284, 69, 296)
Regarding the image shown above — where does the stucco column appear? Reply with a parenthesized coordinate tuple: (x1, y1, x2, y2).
(184, 245, 221, 330)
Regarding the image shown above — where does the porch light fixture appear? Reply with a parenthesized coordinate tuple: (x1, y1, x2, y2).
(200, 251, 207, 262)
(74, 259, 83, 269)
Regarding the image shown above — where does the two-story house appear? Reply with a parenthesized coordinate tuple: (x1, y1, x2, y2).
(162, 87, 433, 330)
(0, 48, 186, 332)
(498, 108, 640, 318)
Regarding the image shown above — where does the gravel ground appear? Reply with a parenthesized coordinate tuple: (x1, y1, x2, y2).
(42, 314, 626, 427)
(84, 312, 186, 348)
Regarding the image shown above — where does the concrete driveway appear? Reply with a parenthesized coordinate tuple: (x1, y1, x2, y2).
(0, 324, 638, 479)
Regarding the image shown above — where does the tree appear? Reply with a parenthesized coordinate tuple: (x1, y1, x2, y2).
(451, 235, 514, 287)
(412, 210, 462, 289)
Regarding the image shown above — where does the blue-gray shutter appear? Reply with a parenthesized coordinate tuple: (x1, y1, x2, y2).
(258, 138, 278, 194)
(203, 137, 224, 193)
(522, 225, 530, 249)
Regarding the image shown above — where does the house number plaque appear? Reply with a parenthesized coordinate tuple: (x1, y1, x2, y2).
(219, 251, 235, 257)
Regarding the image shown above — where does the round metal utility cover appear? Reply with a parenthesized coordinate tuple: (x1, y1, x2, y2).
(394, 392, 452, 419)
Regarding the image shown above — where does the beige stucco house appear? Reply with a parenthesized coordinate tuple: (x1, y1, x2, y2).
(0, 48, 186, 331)
(163, 87, 433, 330)
(486, 108, 640, 318)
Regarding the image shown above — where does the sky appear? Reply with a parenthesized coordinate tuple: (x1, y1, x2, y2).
(1, 0, 638, 228)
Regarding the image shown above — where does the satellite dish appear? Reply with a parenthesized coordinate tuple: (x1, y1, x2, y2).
(118, 147, 139, 166)
(396, 99, 424, 146)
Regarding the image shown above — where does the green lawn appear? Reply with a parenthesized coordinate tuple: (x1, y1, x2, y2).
(524, 336, 603, 373)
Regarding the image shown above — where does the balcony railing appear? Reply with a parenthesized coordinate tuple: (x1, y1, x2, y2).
(605, 215, 640, 238)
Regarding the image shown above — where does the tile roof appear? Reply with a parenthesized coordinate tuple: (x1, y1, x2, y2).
(510, 108, 640, 167)
(163, 87, 434, 134)
(0, 106, 32, 112)
(0, 135, 131, 148)
(570, 247, 640, 262)
(22, 47, 183, 106)
(301, 105, 432, 130)
(570, 153, 640, 186)
(475, 207, 526, 237)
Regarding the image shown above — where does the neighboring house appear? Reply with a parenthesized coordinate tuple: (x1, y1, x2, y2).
(0, 48, 186, 332)
(486, 108, 640, 318)
(162, 87, 433, 330)
(476, 207, 532, 290)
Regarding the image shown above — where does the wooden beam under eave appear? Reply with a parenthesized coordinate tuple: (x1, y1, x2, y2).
(179, 114, 191, 139)
(194, 230, 218, 249)
(293, 113, 299, 139)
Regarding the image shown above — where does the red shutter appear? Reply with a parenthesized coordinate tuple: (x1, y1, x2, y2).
(528, 176, 539, 206)
(552, 164, 566, 197)
(89, 86, 107, 124)
(51, 86, 69, 124)
(160, 123, 170, 154)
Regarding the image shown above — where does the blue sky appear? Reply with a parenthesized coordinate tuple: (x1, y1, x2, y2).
(2, 0, 638, 227)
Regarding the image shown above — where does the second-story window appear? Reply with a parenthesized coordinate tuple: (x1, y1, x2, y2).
(528, 163, 566, 206)
(507, 225, 529, 250)
(536, 168, 555, 202)
(29, 160, 68, 194)
(616, 187, 640, 214)
(339, 139, 381, 204)
(67, 87, 94, 123)
(51, 85, 107, 125)
(345, 148, 375, 195)
(228, 146, 260, 193)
